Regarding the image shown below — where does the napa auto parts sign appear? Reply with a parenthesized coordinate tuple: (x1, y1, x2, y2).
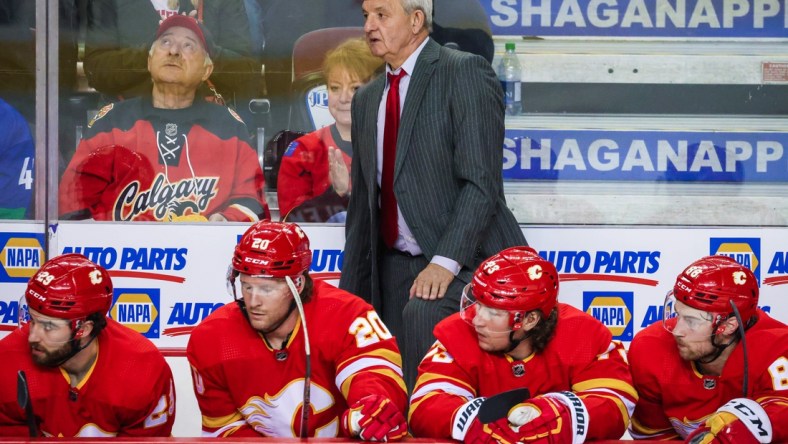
(484, 0, 788, 38)
(1, 223, 786, 349)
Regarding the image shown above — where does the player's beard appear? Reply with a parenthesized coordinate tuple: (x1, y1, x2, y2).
(674, 337, 716, 362)
(30, 340, 76, 367)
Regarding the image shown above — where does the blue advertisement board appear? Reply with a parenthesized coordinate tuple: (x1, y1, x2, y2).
(503, 129, 788, 182)
(484, 0, 788, 38)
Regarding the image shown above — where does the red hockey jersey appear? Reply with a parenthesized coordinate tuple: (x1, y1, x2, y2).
(409, 303, 637, 440)
(629, 309, 788, 441)
(277, 125, 352, 221)
(0, 319, 175, 437)
(186, 280, 407, 437)
(60, 97, 269, 222)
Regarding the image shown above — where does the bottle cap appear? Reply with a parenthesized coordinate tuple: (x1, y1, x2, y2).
(505, 42, 515, 51)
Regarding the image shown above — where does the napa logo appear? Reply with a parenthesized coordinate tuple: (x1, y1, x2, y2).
(0, 234, 45, 283)
(110, 289, 160, 338)
(583, 292, 634, 341)
(710, 238, 760, 283)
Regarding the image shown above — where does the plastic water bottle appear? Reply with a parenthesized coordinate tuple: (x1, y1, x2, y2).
(498, 42, 522, 115)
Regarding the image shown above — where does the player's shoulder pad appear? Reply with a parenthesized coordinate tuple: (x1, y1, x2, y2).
(88, 103, 114, 129)
(434, 313, 475, 348)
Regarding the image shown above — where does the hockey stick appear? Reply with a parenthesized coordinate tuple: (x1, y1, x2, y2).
(17, 370, 38, 437)
(477, 387, 531, 424)
(729, 300, 749, 398)
(286, 276, 311, 438)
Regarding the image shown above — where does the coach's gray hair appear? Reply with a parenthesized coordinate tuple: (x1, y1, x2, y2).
(401, 0, 433, 32)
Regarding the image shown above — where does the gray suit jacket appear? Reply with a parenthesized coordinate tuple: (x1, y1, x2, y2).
(339, 38, 526, 310)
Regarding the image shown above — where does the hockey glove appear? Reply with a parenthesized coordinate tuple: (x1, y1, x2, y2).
(504, 392, 589, 444)
(341, 394, 407, 441)
(686, 398, 772, 444)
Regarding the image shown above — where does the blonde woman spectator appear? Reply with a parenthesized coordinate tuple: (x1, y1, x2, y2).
(277, 38, 382, 222)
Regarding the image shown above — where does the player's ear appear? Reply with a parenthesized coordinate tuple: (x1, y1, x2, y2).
(719, 317, 739, 336)
(520, 311, 541, 332)
(73, 320, 94, 340)
(294, 275, 305, 293)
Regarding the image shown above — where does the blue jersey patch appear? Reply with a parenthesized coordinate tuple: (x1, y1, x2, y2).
(283, 141, 300, 157)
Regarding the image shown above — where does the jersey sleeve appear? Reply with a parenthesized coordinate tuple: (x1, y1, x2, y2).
(218, 133, 269, 222)
(333, 303, 407, 417)
(186, 326, 258, 437)
(0, 371, 28, 436)
(409, 339, 478, 439)
(751, 333, 788, 442)
(571, 338, 639, 440)
(277, 137, 313, 218)
(628, 331, 680, 440)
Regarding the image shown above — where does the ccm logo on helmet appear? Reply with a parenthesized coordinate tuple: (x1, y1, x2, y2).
(27, 289, 46, 302)
(244, 257, 269, 265)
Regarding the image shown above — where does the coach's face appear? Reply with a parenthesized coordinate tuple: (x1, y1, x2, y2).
(362, 0, 423, 69)
(148, 26, 213, 91)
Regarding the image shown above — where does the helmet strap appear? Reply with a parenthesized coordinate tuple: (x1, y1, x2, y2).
(505, 328, 532, 353)
(696, 325, 739, 365)
(260, 300, 297, 335)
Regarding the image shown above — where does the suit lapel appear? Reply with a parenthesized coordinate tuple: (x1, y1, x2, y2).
(365, 77, 386, 207)
(394, 39, 440, 180)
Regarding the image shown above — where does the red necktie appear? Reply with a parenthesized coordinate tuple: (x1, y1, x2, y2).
(381, 70, 405, 248)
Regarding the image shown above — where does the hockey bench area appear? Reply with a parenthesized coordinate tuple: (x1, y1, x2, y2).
(0, 439, 666, 443)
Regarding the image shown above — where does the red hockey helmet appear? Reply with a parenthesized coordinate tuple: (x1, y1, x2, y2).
(671, 255, 759, 326)
(24, 253, 113, 320)
(463, 247, 559, 331)
(231, 221, 312, 278)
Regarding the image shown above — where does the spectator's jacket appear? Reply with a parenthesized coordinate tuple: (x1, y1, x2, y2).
(0, 99, 34, 219)
(277, 124, 351, 222)
(60, 97, 268, 222)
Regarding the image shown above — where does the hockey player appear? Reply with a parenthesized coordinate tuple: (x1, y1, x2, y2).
(59, 14, 268, 222)
(187, 221, 407, 439)
(629, 255, 787, 442)
(0, 254, 175, 437)
(409, 246, 637, 443)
